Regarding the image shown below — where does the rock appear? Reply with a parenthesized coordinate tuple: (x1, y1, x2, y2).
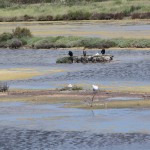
(56, 55, 114, 63)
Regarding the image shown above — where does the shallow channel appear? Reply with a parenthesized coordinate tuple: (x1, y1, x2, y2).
(0, 101, 150, 150)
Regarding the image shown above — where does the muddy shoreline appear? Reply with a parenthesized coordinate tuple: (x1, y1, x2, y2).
(1, 89, 150, 109)
(5, 89, 150, 97)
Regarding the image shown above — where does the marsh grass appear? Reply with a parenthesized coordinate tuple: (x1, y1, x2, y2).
(30, 36, 150, 49)
(0, 27, 32, 48)
(59, 85, 83, 91)
(1, 32, 150, 49)
(0, 1, 150, 21)
(0, 27, 150, 49)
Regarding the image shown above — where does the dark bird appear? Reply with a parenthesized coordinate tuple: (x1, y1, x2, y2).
(101, 48, 105, 55)
(68, 51, 73, 57)
(83, 50, 86, 57)
(83, 47, 87, 57)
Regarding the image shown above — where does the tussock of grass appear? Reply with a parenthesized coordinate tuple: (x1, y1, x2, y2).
(0, 27, 32, 48)
(59, 85, 83, 91)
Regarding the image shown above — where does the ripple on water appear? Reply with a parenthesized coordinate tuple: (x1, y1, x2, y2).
(0, 49, 150, 89)
(0, 128, 150, 150)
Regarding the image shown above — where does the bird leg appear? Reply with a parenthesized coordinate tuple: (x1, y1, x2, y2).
(91, 92, 96, 107)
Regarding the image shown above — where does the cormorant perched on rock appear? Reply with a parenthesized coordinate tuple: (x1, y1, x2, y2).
(68, 51, 73, 63)
(68, 51, 73, 57)
(101, 48, 105, 55)
(83, 48, 86, 57)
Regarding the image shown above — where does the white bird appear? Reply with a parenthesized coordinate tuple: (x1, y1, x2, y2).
(92, 85, 99, 91)
(91, 85, 99, 107)
(94, 53, 100, 56)
(68, 84, 73, 88)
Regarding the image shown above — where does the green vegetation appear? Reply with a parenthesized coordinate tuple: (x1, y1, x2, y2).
(0, 27, 32, 48)
(12, 27, 32, 38)
(56, 56, 73, 63)
(0, 28, 150, 49)
(59, 85, 83, 91)
(0, 0, 150, 21)
(29, 36, 150, 49)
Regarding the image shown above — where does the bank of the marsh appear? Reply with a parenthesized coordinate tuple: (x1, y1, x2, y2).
(1, 33, 150, 49)
(0, 89, 150, 109)
(0, 0, 150, 22)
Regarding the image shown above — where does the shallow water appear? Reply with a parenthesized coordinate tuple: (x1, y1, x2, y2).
(0, 101, 150, 149)
(107, 97, 142, 101)
(1, 102, 150, 133)
(0, 21, 150, 38)
(0, 49, 150, 90)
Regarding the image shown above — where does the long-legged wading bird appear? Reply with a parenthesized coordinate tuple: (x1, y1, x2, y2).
(91, 85, 99, 107)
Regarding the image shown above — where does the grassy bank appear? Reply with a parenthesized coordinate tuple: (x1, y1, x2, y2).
(0, 0, 150, 21)
(1, 31, 150, 49)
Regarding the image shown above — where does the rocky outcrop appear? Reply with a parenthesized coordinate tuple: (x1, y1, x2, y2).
(56, 55, 113, 63)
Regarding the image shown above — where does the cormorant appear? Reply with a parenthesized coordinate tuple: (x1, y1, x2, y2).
(68, 51, 73, 57)
(68, 51, 73, 63)
(83, 50, 86, 57)
(101, 48, 105, 55)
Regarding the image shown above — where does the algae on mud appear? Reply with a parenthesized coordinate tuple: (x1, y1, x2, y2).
(0, 89, 150, 109)
(0, 68, 64, 81)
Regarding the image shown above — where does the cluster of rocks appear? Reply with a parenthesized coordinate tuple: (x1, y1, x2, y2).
(56, 55, 114, 63)
(0, 83, 9, 92)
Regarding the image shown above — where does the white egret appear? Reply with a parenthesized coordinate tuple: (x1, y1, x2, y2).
(91, 85, 99, 107)
(92, 85, 99, 91)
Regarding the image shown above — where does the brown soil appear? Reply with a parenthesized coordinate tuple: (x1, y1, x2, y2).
(1, 89, 150, 100)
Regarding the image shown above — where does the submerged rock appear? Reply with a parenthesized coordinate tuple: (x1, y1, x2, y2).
(56, 55, 113, 63)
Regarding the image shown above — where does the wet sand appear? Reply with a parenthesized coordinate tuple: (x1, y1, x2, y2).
(0, 20, 150, 39)
(1, 89, 150, 109)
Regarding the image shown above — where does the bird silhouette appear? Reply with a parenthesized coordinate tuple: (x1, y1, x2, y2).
(101, 48, 105, 55)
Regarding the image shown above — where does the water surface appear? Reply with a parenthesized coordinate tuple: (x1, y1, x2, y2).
(0, 21, 150, 38)
(0, 101, 150, 150)
(0, 49, 150, 90)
